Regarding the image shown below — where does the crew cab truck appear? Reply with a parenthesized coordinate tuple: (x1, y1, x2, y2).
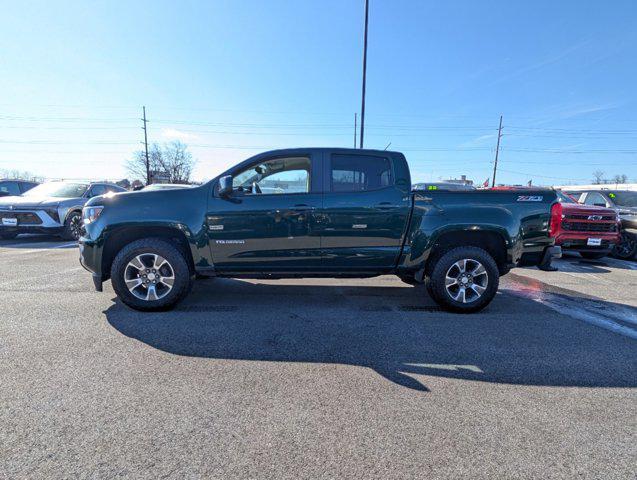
(79, 148, 561, 313)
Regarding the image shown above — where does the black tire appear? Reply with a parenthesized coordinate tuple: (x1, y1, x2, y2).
(62, 211, 83, 240)
(611, 232, 637, 260)
(580, 252, 608, 260)
(0, 232, 18, 240)
(111, 238, 191, 311)
(428, 246, 499, 313)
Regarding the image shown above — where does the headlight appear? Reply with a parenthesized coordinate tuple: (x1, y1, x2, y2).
(82, 206, 104, 224)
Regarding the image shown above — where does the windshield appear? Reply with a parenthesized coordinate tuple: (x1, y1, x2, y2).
(607, 191, 637, 207)
(556, 191, 576, 204)
(22, 182, 89, 198)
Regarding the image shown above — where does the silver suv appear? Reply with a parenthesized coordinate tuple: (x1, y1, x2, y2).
(0, 181, 126, 240)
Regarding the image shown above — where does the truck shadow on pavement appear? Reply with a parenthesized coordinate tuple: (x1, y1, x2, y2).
(104, 279, 637, 392)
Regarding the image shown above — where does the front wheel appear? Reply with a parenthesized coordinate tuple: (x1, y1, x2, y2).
(612, 232, 637, 260)
(111, 238, 192, 311)
(427, 246, 499, 313)
(62, 211, 83, 240)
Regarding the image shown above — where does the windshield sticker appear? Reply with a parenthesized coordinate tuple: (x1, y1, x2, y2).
(427, 185, 438, 190)
(516, 195, 543, 202)
(609, 193, 616, 198)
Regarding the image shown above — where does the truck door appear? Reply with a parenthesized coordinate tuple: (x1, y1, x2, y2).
(318, 152, 411, 270)
(207, 152, 323, 272)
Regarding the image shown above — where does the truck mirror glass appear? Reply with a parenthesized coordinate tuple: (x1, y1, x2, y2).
(218, 175, 233, 197)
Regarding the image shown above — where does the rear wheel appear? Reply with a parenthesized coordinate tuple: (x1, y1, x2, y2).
(580, 252, 608, 260)
(111, 238, 192, 311)
(612, 232, 637, 260)
(428, 246, 499, 313)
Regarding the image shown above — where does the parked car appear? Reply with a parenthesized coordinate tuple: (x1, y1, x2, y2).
(552, 191, 620, 259)
(563, 189, 637, 259)
(0, 179, 39, 197)
(79, 148, 561, 313)
(0, 181, 126, 240)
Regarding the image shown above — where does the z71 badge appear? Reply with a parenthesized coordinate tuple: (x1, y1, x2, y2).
(516, 195, 543, 202)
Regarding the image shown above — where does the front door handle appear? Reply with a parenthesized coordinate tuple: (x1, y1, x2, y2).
(292, 204, 316, 212)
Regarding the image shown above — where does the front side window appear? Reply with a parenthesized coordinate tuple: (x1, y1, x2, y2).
(89, 185, 107, 197)
(22, 182, 89, 198)
(330, 154, 392, 192)
(584, 192, 607, 207)
(607, 191, 637, 207)
(0, 182, 21, 195)
(232, 156, 310, 195)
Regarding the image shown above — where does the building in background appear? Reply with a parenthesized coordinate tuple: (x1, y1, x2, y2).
(442, 175, 473, 186)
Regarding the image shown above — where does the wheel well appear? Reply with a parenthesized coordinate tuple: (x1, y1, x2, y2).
(426, 230, 508, 273)
(101, 226, 195, 279)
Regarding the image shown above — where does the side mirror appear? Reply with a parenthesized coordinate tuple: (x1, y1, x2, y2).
(218, 175, 233, 197)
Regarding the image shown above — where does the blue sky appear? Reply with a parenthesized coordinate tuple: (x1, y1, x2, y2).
(1, 0, 636, 185)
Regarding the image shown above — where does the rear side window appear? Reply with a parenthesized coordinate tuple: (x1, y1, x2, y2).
(330, 154, 392, 192)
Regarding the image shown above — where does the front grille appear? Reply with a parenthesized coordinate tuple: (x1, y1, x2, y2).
(0, 212, 42, 224)
(565, 214, 616, 221)
(562, 221, 616, 232)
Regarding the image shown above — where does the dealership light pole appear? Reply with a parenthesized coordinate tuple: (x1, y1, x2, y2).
(491, 115, 503, 187)
(359, 0, 369, 149)
(142, 106, 150, 185)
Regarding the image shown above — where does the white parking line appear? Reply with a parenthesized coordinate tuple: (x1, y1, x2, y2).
(504, 282, 637, 340)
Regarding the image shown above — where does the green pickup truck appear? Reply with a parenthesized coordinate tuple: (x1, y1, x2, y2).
(79, 148, 560, 313)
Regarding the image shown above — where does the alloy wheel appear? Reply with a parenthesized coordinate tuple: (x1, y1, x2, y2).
(124, 253, 175, 301)
(445, 258, 489, 303)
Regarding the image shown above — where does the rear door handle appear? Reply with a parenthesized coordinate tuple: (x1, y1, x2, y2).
(375, 202, 399, 210)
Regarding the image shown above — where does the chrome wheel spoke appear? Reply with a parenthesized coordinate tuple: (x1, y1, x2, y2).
(125, 278, 143, 290)
(146, 284, 159, 301)
(152, 254, 168, 271)
(129, 256, 145, 271)
(445, 275, 458, 287)
(471, 264, 486, 277)
(471, 284, 486, 296)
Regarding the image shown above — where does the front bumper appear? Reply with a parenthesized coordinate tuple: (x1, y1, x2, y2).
(0, 208, 64, 235)
(78, 236, 104, 292)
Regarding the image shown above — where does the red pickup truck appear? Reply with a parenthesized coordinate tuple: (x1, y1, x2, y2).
(491, 187, 620, 259)
(550, 191, 620, 259)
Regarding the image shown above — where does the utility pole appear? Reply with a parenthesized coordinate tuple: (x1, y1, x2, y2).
(359, 0, 369, 149)
(354, 113, 357, 148)
(491, 115, 503, 188)
(142, 106, 150, 185)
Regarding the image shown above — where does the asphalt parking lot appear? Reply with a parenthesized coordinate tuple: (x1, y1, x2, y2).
(1, 236, 636, 479)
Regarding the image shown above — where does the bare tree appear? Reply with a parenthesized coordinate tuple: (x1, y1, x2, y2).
(126, 141, 195, 184)
(611, 173, 628, 184)
(125, 144, 164, 184)
(160, 141, 195, 184)
(592, 170, 606, 184)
